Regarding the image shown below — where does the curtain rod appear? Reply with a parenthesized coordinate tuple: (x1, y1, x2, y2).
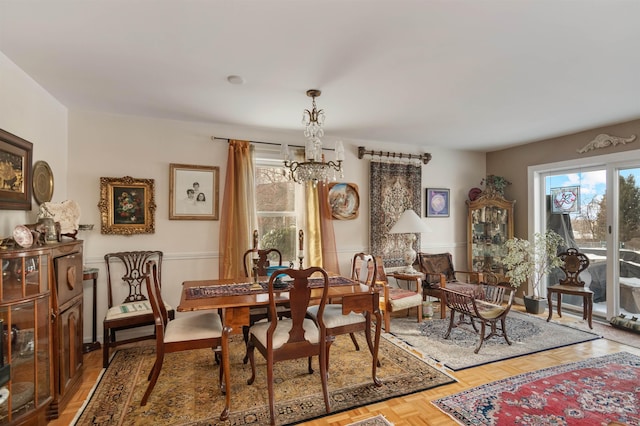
(357, 146, 431, 165)
(211, 136, 335, 151)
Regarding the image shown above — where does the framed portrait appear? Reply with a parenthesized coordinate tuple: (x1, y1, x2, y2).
(98, 176, 156, 235)
(426, 188, 450, 217)
(169, 163, 219, 220)
(328, 182, 359, 220)
(0, 128, 33, 210)
(551, 186, 580, 214)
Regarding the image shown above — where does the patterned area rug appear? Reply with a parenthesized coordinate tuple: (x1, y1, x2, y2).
(432, 352, 640, 425)
(73, 334, 454, 426)
(346, 414, 394, 425)
(384, 310, 601, 370)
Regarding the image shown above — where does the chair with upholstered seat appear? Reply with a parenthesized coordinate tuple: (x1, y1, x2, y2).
(306, 252, 379, 370)
(141, 260, 231, 420)
(417, 252, 484, 319)
(547, 247, 592, 329)
(374, 256, 423, 332)
(246, 266, 331, 425)
(103, 250, 175, 368)
(442, 283, 514, 353)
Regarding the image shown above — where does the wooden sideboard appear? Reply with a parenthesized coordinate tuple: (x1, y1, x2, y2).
(0, 240, 84, 424)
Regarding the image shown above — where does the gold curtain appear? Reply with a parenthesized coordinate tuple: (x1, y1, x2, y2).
(305, 182, 340, 274)
(219, 140, 257, 278)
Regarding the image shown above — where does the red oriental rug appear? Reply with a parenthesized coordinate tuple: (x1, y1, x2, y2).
(432, 352, 640, 425)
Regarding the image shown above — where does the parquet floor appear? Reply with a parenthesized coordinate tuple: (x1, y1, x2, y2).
(48, 306, 640, 425)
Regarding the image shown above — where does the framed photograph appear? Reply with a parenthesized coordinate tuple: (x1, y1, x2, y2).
(551, 186, 580, 214)
(169, 163, 219, 220)
(98, 176, 156, 235)
(0, 128, 33, 210)
(426, 188, 450, 217)
(328, 182, 360, 220)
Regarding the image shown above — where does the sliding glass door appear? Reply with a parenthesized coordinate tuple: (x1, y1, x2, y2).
(531, 150, 640, 320)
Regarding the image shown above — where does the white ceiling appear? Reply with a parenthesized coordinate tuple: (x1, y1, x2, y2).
(2, 0, 640, 152)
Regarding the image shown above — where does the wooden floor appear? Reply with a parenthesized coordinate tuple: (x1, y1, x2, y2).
(48, 305, 640, 425)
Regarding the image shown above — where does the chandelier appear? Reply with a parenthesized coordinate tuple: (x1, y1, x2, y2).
(282, 89, 344, 186)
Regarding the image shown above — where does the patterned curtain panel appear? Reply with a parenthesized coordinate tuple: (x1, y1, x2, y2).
(370, 161, 422, 268)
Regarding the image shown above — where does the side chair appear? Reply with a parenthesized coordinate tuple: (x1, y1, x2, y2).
(417, 252, 484, 319)
(103, 250, 175, 368)
(374, 256, 423, 332)
(246, 267, 331, 426)
(141, 261, 231, 420)
(547, 247, 593, 329)
(306, 252, 379, 371)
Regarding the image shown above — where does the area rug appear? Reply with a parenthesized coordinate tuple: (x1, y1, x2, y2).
(384, 310, 601, 371)
(346, 414, 394, 425)
(432, 351, 640, 425)
(73, 335, 454, 426)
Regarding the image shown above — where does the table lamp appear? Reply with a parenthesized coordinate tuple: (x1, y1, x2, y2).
(388, 209, 431, 274)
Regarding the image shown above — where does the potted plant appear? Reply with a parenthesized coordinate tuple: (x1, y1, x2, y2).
(502, 230, 564, 314)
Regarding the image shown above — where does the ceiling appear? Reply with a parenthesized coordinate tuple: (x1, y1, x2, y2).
(2, 0, 640, 152)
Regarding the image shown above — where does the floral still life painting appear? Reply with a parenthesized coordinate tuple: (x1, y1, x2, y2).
(98, 176, 156, 235)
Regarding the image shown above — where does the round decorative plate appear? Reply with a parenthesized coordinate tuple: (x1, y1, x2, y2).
(328, 183, 360, 220)
(32, 160, 54, 204)
(468, 187, 482, 201)
(13, 225, 33, 248)
(430, 193, 446, 213)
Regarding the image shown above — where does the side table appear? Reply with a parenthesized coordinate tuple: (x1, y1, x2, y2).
(82, 268, 101, 353)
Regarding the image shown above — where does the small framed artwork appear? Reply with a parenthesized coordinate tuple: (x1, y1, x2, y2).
(551, 186, 580, 214)
(0, 128, 33, 210)
(328, 182, 360, 220)
(98, 176, 156, 235)
(426, 188, 450, 217)
(169, 163, 219, 220)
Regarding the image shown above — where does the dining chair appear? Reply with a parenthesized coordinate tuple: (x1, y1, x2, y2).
(246, 266, 331, 425)
(306, 252, 379, 370)
(241, 241, 288, 363)
(140, 260, 231, 420)
(103, 250, 175, 368)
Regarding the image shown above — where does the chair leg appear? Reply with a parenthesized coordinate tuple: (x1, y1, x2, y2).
(501, 317, 512, 346)
(474, 321, 487, 354)
(307, 356, 314, 374)
(443, 310, 455, 339)
(383, 309, 391, 332)
(363, 317, 382, 368)
(246, 340, 257, 385)
(219, 329, 231, 421)
(141, 351, 164, 406)
(318, 340, 331, 414)
(102, 325, 110, 368)
(348, 332, 360, 351)
(242, 325, 250, 364)
(267, 355, 276, 426)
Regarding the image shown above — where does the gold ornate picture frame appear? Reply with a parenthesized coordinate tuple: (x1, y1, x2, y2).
(0, 128, 33, 210)
(98, 176, 156, 235)
(169, 163, 219, 220)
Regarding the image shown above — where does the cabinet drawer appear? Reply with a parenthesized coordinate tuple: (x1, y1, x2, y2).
(55, 253, 83, 306)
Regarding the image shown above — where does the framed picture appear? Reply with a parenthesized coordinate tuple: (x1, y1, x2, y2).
(0, 128, 33, 210)
(426, 188, 450, 217)
(551, 186, 580, 214)
(328, 182, 359, 220)
(169, 163, 219, 220)
(98, 176, 156, 235)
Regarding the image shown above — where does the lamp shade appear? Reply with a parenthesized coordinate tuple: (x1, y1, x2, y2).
(388, 209, 431, 234)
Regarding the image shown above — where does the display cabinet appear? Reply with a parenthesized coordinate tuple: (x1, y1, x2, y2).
(0, 246, 53, 425)
(467, 193, 515, 277)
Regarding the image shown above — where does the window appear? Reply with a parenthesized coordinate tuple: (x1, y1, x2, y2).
(255, 156, 304, 265)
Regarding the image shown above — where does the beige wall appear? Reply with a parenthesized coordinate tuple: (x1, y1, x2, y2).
(0, 51, 68, 234)
(486, 119, 640, 238)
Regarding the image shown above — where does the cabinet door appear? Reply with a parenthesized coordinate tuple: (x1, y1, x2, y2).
(57, 297, 83, 397)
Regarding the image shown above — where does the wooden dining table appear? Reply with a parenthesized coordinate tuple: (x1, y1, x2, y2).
(178, 275, 383, 386)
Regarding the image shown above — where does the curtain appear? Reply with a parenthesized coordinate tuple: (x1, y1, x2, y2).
(305, 182, 340, 274)
(219, 140, 257, 278)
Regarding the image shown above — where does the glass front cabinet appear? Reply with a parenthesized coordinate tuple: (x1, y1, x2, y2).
(467, 193, 515, 278)
(0, 246, 53, 425)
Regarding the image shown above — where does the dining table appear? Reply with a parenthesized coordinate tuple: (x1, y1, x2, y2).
(178, 274, 383, 386)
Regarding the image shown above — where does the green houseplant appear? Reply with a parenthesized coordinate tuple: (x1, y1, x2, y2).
(502, 230, 564, 313)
